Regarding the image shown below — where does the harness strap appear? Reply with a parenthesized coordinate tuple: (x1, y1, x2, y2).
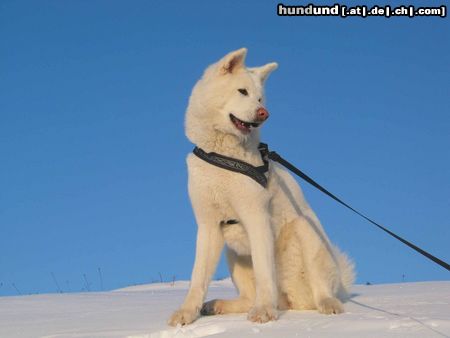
(193, 145, 269, 188)
(268, 150, 450, 272)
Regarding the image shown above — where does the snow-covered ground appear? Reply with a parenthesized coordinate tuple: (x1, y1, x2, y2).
(0, 279, 449, 338)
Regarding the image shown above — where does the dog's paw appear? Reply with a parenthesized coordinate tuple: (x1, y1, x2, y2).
(201, 299, 224, 316)
(167, 308, 199, 326)
(317, 297, 344, 315)
(247, 305, 278, 323)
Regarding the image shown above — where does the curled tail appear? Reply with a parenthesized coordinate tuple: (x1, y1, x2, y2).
(334, 246, 356, 300)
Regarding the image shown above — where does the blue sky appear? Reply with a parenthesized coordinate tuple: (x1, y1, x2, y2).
(1, 0, 449, 296)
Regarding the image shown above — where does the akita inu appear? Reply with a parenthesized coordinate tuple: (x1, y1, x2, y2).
(168, 48, 354, 326)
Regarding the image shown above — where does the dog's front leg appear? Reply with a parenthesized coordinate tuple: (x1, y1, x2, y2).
(233, 197, 278, 323)
(168, 202, 224, 326)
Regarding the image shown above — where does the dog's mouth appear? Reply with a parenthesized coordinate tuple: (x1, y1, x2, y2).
(229, 114, 261, 134)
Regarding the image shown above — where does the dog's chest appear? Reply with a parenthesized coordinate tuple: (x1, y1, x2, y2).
(221, 221, 251, 256)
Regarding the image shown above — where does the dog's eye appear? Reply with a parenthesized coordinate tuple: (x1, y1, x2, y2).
(258, 98, 262, 102)
(238, 88, 248, 96)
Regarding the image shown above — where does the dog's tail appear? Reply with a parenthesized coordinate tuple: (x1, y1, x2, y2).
(334, 246, 356, 300)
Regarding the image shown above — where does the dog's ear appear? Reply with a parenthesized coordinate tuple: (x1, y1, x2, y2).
(218, 48, 247, 75)
(251, 62, 278, 83)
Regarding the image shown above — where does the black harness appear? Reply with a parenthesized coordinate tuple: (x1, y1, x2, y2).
(193, 143, 271, 188)
(191, 142, 450, 272)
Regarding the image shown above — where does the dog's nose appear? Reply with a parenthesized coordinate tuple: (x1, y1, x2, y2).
(256, 107, 269, 121)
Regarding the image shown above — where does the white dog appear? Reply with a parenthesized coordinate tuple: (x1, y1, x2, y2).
(168, 48, 354, 326)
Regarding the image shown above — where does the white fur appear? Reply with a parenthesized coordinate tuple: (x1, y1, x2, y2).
(168, 48, 355, 326)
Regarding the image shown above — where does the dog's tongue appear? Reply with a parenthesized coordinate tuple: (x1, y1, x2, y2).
(236, 122, 250, 133)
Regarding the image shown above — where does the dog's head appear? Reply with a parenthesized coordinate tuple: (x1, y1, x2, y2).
(186, 48, 277, 145)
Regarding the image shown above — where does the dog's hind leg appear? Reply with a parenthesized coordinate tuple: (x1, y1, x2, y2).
(275, 220, 315, 311)
(201, 248, 255, 315)
(293, 216, 344, 314)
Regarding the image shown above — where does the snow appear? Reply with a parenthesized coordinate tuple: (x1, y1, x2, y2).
(1, 279, 449, 338)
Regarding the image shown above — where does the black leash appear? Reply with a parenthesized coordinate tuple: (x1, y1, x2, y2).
(268, 150, 450, 272)
(192, 143, 449, 271)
